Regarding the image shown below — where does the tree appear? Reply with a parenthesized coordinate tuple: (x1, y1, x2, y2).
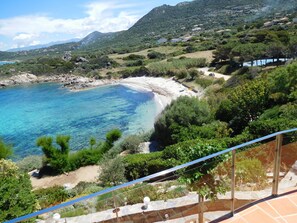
(98, 156, 126, 187)
(0, 138, 13, 159)
(266, 43, 286, 62)
(0, 159, 36, 222)
(101, 129, 122, 153)
(154, 96, 213, 146)
(268, 62, 297, 103)
(216, 80, 270, 133)
(37, 135, 71, 174)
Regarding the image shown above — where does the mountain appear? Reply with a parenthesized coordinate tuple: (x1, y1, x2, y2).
(80, 0, 297, 50)
(7, 39, 81, 52)
(79, 31, 117, 47)
(1, 0, 296, 60)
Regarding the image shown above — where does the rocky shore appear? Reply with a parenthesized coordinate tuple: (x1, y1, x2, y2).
(0, 73, 117, 90)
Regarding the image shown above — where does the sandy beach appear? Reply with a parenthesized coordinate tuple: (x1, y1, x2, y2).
(118, 77, 204, 113)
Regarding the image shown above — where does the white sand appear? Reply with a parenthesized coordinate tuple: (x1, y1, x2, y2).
(118, 77, 204, 114)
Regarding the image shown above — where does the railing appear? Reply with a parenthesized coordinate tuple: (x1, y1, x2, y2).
(6, 128, 297, 223)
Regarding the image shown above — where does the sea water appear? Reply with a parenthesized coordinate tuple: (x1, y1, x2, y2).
(0, 83, 158, 158)
(0, 61, 14, 65)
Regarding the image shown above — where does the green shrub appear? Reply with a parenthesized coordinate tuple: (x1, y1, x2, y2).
(60, 208, 85, 218)
(68, 148, 103, 171)
(236, 159, 267, 189)
(162, 140, 225, 165)
(124, 152, 171, 180)
(120, 135, 142, 154)
(247, 118, 297, 139)
(125, 59, 143, 67)
(172, 121, 232, 142)
(34, 186, 70, 209)
(195, 76, 213, 88)
(154, 96, 213, 146)
(0, 138, 13, 159)
(98, 156, 127, 187)
(0, 160, 36, 222)
(147, 51, 166, 60)
(119, 66, 150, 78)
(175, 69, 188, 79)
(122, 54, 145, 60)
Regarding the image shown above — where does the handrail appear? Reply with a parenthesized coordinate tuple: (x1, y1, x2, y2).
(6, 128, 297, 223)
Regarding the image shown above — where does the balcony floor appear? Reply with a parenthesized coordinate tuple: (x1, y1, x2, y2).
(220, 188, 297, 223)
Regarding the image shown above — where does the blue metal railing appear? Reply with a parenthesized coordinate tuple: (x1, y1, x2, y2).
(5, 128, 297, 223)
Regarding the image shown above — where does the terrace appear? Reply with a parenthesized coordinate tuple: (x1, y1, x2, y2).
(6, 128, 297, 223)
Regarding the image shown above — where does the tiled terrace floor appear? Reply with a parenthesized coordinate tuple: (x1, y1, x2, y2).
(220, 189, 297, 223)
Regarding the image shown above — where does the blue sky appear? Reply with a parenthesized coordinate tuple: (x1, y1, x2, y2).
(0, 0, 187, 51)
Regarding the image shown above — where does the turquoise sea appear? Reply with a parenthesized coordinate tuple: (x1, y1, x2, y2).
(0, 61, 14, 65)
(0, 83, 158, 158)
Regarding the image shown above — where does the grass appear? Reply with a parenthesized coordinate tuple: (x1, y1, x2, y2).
(60, 208, 85, 218)
(174, 50, 214, 63)
(108, 46, 184, 65)
(147, 58, 206, 76)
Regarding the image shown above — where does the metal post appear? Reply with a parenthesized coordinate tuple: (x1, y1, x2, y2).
(272, 134, 283, 196)
(112, 192, 120, 222)
(231, 149, 236, 216)
(198, 195, 204, 223)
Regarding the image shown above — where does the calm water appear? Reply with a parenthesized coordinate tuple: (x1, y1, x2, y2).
(243, 58, 287, 67)
(0, 83, 158, 158)
(0, 61, 14, 65)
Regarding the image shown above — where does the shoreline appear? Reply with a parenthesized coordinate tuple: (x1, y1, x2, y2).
(0, 73, 204, 114)
(0, 74, 203, 189)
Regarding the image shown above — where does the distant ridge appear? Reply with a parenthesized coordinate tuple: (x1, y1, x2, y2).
(7, 38, 81, 52)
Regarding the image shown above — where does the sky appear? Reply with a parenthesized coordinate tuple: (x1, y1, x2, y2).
(0, 0, 187, 51)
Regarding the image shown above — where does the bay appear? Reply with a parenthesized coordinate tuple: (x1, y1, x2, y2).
(0, 83, 158, 158)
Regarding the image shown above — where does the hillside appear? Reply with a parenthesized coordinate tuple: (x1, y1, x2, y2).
(0, 0, 296, 60)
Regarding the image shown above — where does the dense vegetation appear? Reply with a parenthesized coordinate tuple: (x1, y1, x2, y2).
(0, 1, 297, 221)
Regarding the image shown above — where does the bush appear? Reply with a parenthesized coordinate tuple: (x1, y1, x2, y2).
(98, 156, 127, 187)
(236, 159, 267, 189)
(0, 160, 36, 222)
(125, 59, 143, 67)
(124, 152, 171, 180)
(154, 96, 213, 146)
(17, 155, 43, 172)
(119, 66, 150, 78)
(147, 51, 166, 60)
(71, 182, 103, 196)
(172, 121, 232, 142)
(195, 76, 213, 88)
(34, 186, 70, 209)
(175, 69, 188, 79)
(162, 140, 225, 164)
(122, 54, 145, 60)
(68, 148, 103, 171)
(120, 135, 142, 154)
(0, 138, 13, 159)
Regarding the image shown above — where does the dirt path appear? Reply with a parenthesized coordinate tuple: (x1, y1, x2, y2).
(30, 165, 100, 189)
(197, 67, 231, 80)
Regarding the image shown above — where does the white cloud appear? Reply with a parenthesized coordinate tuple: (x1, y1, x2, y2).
(0, 0, 143, 50)
(13, 33, 36, 41)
